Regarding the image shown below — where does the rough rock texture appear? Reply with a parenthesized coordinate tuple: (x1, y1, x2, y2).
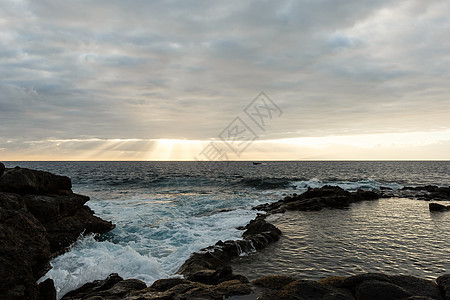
(57, 271, 450, 299)
(255, 274, 444, 300)
(22, 193, 115, 254)
(253, 185, 381, 214)
(429, 203, 450, 212)
(62, 273, 252, 300)
(0, 167, 72, 195)
(382, 186, 450, 201)
(437, 274, 450, 300)
(0, 165, 115, 300)
(177, 216, 281, 279)
(0, 193, 51, 300)
(0, 162, 5, 177)
(254, 276, 355, 300)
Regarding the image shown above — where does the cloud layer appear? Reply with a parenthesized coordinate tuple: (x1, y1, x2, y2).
(1, 0, 449, 159)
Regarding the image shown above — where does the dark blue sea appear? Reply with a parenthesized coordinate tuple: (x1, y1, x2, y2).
(4, 161, 450, 298)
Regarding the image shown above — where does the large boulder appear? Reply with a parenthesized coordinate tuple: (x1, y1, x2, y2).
(0, 167, 72, 195)
(259, 279, 354, 300)
(355, 280, 412, 300)
(0, 166, 115, 300)
(389, 275, 442, 300)
(22, 193, 115, 254)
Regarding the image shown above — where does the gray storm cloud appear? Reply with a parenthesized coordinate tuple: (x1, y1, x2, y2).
(1, 0, 449, 159)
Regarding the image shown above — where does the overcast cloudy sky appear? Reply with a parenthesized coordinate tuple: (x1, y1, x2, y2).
(1, 0, 450, 160)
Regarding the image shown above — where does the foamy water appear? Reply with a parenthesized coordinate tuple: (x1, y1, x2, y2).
(5, 161, 448, 299)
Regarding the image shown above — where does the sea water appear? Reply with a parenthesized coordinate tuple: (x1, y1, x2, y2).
(4, 161, 450, 299)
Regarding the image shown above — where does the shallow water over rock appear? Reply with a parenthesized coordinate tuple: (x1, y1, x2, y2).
(232, 198, 450, 281)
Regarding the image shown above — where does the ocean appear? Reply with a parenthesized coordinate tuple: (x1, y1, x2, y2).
(4, 161, 450, 298)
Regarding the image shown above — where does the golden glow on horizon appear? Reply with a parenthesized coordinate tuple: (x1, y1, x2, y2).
(1, 130, 450, 161)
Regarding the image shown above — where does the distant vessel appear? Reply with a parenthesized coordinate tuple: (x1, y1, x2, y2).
(252, 162, 262, 165)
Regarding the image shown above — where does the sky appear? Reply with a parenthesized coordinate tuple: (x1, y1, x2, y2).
(1, 0, 450, 160)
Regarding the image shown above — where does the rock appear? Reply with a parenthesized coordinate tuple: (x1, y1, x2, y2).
(0, 167, 72, 195)
(38, 279, 57, 300)
(149, 278, 188, 292)
(259, 279, 354, 300)
(177, 217, 281, 279)
(0, 193, 51, 300)
(429, 203, 450, 212)
(343, 273, 392, 289)
(72, 276, 252, 300)
(254, 186, 381, 214)
(437, 274, 450, 300)
(397, 186, 450, 201)
(253, 275, 297, 290)
(318, 276, 346, 288)
(0, 168, 115, 300)
(390, 275, 443, 299)
(22, 193, 115, 254)
(187, 266, 248, 285)
(62, 273, 127, 299)
(213, 279, 252, 297)
(355, 280, 412, 300)
(0, 162, 5, 177)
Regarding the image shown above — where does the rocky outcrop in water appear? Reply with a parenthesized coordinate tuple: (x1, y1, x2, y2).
(253, 185, 381, 214)
(177, 216, 281, 279)
(382, 185, 450, 201)
(429, 203, 450, 212)
(0, 165, 115, 300)
(59, 272, 450, 300)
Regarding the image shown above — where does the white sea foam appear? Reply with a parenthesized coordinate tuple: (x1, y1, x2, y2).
(39, 192, 259, 299)
(292, 178, 403, 192)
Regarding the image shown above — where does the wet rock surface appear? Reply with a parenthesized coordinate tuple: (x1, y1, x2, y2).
(68, 272, 449, 299)
(0, 165, 115, 300)
(253, 185, 381, 214)
(429, 203, 450, 212)
(382, 186, 450, 201)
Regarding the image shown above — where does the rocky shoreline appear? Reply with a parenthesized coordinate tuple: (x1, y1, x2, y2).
(1, 163, 449, 299)
(0, 163, 115, 299)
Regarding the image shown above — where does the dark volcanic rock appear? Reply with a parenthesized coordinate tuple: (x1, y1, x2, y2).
(177, 217, 281, 278)
(343, 273, 392, 289)
(259, 279, 354, 300)
(253, 275, 297, 290)
(38, 279, 57, 300)
(0, 193, 51, 300)
(355, 280, 413, 300)
(22, 193, 115, 254)
(254, 186, 381, 214)
(394, 186, 450, 201)
(62, 273, 147, 299)
(437, 274, 450, 300)
(0, 162, 5, 177)
(63, 274, 252, 300)
(429, 203, 450, 212)
(0, 167, 72, 195)
(390, 275, 443, 300)
(0, 166, 115, 300)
